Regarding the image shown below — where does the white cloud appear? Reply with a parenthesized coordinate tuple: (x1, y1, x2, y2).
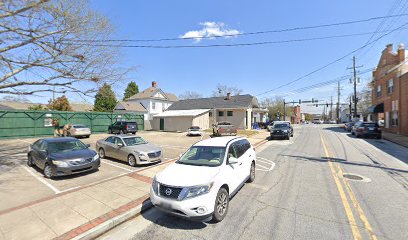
(180, 22, 241, 42)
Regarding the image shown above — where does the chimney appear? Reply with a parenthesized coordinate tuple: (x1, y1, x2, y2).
(226, 92, 231, 100)
(398, 43, 405, 63)
(152, 81, 157, 88)
(386, 43, 393, 52)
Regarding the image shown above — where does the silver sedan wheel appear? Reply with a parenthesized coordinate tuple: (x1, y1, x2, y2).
(44, 165, 52, 178)
(128, 155, 137, 167)
(99, 148, 105, 159)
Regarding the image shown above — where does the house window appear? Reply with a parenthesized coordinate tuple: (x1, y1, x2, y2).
(152, 102, 156, 110)
(209, 112, 212, 117)
(387, 79, 394, 94)
(218, 111, 224, 117)
(227, 111, 233, 116)
(162, 104, 166, 111)
(376, 85, 382, 97)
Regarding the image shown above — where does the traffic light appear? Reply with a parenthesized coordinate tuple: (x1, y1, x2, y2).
(299, 99, 302, 104)
(312, 98, 314, 103)
(316, 104, 318, 107)
(326, 103, 329, 107)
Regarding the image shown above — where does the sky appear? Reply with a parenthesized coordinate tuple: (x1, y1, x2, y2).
(8, 0, 408, 114)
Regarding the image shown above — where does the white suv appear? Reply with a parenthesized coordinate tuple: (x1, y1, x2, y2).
(150, 136, 256, 222)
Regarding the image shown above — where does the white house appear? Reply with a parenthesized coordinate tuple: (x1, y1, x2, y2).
(114, 81, 178, 129)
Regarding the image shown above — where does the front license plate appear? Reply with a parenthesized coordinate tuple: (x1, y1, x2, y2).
(158, 202, 172, 210)
(368, 127, 374, 130)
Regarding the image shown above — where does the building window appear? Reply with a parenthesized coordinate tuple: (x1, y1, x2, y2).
(162, 104, 166, 111)
(376, 85, 382, 97)
(227, 111, 233, 116)
(152, 102, 156, 110)
(392, 111, 398, 126)
(387, 79, 394, 94)
(218, 111, 224, 117)
(209, 112, 212, 117)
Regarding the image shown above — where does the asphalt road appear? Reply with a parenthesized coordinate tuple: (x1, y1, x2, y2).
(99, 125, 408, 240)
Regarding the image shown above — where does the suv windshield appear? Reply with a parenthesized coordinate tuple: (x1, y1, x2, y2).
(48, 140, 88, 153)
(177, 146, 226, 167)
(273, 124, 289, 129)
(123, 137, 147, 146)
(73, 124, 87, 128)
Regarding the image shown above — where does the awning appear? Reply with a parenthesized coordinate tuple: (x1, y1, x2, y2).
(368, 103, 384, 113)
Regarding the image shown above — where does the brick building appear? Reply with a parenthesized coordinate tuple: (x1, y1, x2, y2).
(370, 43, 408, 136)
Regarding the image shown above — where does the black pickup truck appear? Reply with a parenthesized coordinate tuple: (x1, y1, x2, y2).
(108, 121, 138, 134)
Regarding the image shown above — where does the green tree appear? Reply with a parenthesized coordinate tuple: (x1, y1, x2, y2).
(28, 104, 47, 111)
(94, 83, 117, 112)
(261, 97, 293, 120)
(123, 81, 139, 101)
(48, 95, 72, 111)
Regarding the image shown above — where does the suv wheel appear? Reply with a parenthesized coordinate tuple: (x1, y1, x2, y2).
(43, 164, 53, 178)
(108, 129, 113, 134)
(27, 155, 34, 167)
(247, 162, 255, 183)
(128, 155, 137, 167)
(212, 188, 229, 222)
(99, 148, 106, 159)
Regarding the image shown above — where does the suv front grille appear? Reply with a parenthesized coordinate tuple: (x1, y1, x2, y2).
(159, 184, 182, 199)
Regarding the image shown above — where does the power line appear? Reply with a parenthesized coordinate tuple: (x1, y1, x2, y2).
(255, 22, 408, 97)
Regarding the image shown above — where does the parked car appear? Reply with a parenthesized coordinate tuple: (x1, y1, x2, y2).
(150, 136, 256, 222)
(187, 126, 203, 136)
(96, 135, 162, 166)
(27, 137, 100, 178)
(69, 124, 91, 138)
(270, 122, 292, 140)
(350, 121, 362, 135)
(353, 122, 382, 139)
(212, 121, 237, 136)
(329, 120, 337, 124)
(270, 121, 293, 137)
(108, 121, 138, 134)
(344, 122, 355, 132)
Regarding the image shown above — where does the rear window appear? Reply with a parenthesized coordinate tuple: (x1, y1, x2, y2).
(126, 122, 136, 125)
(73, 125, 87, 128)
(363, 123, 378, 127)
(189, 126, 200, 130)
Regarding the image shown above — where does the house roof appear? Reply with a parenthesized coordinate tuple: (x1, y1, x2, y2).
(167, 94, 259, 110)
(115, 101, 147, 113)
(154, 109, 210, 117)
(0, 101, 94, 112)
(127, 87, 178, 102)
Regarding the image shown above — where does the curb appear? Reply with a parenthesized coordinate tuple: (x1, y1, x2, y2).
(382, 136, 408, 148)
(72, 198, 152, 240)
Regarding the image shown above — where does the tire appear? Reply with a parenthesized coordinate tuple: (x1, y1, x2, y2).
(377, 135, 381, 139)
(128, 154, 137, 167)
(286, 135, 290, 140)
(43, 164, 53, 178)
(212, 188, 229, 222)
(247, 162, 255, 183)
(108, 129, 113, 134)
(99, 148, 106, 159)
(86, 135, 90, 138)
(27, 155, 34, 167)
(132, 132, 136, 135)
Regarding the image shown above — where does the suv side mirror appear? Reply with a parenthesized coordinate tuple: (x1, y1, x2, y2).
(86, 144, 91, 148)
(228, 156, 239, 164)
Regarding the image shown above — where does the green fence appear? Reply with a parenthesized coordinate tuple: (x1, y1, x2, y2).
(0, 110, 144, 139)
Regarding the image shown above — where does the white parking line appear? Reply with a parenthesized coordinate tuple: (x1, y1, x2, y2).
(23, 166, 61, 194)
(101, 160, 133, 172)
(255, 157, 276, 172)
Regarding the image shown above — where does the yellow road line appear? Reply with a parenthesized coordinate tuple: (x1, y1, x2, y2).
(320, 134, 362, 240)
(334, 162, 378, 240)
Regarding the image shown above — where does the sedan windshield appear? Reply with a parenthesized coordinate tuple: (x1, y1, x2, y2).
(273, 124, 289, 129)
(48, 140, 88, 153)
(123, 137, 147, 146)
(177, 146, 226, 166)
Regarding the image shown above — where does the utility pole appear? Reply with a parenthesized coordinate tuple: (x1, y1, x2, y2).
(349, 96, 352, 121)
(336, 80, 341, 123)
(330, 96, 333, 120)
(348, 56, 362, 120)
(283, 99, 286, 121)
(52, 86, 55, 102)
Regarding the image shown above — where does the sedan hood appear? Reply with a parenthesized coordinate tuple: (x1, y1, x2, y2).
(156, 163, 220, 187)
(126, 143, 161, 153)
(49, 149, 96, 161)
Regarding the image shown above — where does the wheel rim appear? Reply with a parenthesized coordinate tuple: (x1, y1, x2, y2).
(251, 163, 255, 179)
(44, 166, 52, 178)
(128, 155, 136, 166)
(120, 130, 124, 134)
(99, 149, 105, 158)
(216, 192, 228, 216)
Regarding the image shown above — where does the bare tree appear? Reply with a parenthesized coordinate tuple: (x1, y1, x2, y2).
(179, 91, 203, 100)
(260, 96, 292, 120)
(211, 84, 243, 97)
(0, 0, 129, 97)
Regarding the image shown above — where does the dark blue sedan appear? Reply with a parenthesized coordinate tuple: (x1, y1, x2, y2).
(27, 137, 100, 178)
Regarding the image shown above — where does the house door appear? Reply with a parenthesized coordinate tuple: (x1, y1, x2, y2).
(160, 118, 164, 130)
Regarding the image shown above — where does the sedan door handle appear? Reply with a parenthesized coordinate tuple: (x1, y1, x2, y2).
(239, 162, 243, 166)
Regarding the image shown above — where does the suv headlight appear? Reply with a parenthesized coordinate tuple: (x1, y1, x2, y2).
(93, 154, 100, 161)
(178, 182, 214, 200)
(152, 177, 159, 195)
(52, 160, 68, 167)
(283, 130, 288, 133)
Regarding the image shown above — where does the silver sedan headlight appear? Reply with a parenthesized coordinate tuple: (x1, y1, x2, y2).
(52, 160, 69, 167)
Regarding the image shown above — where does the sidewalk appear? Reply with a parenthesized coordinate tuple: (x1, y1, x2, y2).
(382, 131, 408, 148)
(0, 136, 268, 240)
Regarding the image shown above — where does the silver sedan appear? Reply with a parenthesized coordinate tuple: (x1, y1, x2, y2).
(96, 135, 162, 166)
